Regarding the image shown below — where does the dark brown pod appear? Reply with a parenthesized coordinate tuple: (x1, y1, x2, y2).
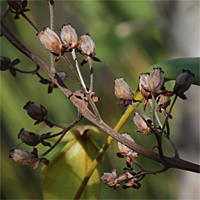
(173, 69, 195, 99)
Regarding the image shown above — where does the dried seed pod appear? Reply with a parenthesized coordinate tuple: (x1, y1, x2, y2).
(148, 68, 164, 94)
(132, 112, 153, 134)
(115, 77, 133, 100)
(18, 128, 41, 146)
(101, 169, 120, 189)
(117, 132, 138, 167)
(122, 168, 141, 189)
(173, 69, 195, 99)
(6, 0, 22, 11)
(80, 34, 96, 57)
(156, 94, 172, 118)
(60, 23, 78, 49)
(23, 101, 49, 125)
(0, 56, 11, 71)
(18, 128, 51, 147)
(139, 73, 151, 96)
(6, 0, 29, 19)
(139, 73, 151, 111)
(37, 27, 65, 56)
(0, 56, 20, 77)
(114, 77, 136, 107)
(9, 148, 38, 166)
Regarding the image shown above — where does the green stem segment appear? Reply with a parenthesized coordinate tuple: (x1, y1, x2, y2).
(74, 92, 144, 199)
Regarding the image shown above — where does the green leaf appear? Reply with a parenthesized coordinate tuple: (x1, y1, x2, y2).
(43, 134, 102, 200)
(36, 124, 104, 142)
(143, 57, 200, 85)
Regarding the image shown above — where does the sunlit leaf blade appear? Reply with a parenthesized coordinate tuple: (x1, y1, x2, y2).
(143, 57, 200, 85)
(36, 124, 104, 142)
(43, 135, 102, 200)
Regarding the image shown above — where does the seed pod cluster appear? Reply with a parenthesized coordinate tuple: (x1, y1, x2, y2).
(101, 168, 141, 190)
(37, 24, 101, 64)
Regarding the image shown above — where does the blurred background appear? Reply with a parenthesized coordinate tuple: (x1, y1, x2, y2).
(1, 0, 199, 199)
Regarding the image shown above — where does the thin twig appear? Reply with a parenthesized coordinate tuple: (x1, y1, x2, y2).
(1, 5, 9, 19)
(39, 112, 82, 158)
(161, 95, 178, 135)
(47, 0, 56, 72)
(21, 13, 39, 32)
(71, 49, 87, 90)
(88, 57, 93, 92)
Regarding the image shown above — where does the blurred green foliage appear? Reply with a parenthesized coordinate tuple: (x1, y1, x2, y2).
(0, 1, 179, 199)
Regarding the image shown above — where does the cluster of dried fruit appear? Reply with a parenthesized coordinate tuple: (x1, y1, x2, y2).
(101, 68, 194, 190)
(37, 24, 101, 65)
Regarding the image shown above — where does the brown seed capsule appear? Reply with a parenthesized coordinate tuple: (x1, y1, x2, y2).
(18, 128, 41, 146)
(115, 77, 133, 100)
(60, 24, 78, 49)
(101, 169, 120, 188)
(117, 132, 138, 167)
(37, 27, 65, 56)
(9, 148, 38, 166)
(132, 112, 153, 134)
(6, 0, 29, 19)
(23, 101, 48, 125)
(0, 56, 11, 71)
(173, 69, 195, 99)
(114, 77, 136, 107)
(80, 34, 96, 57)
(148, 68, 164, 94)
(139, 73, 152, 111)
(156, 94, 172, 117)
(0, 56, 20, 77)
(6, 0, 22, 11)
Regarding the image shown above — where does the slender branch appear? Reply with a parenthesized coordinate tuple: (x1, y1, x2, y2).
(88, 57, 93, 92)
(151, 95, 158, 130)
(71, 49, 87, 90)
(11, 64, 39, 74)
(161, 95, 178, 134)
(39, 112, 82, 158)
(21, 13, 39, 32)
(1, 5, 9, 20)
(162, 110, 179, 158)
(47, 0, 56, 73)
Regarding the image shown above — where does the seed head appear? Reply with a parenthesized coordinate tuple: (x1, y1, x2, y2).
(37, 27, 65, 56)
(117, 132, 138, 167)
(23, 101, 49, 125)
(173, 69, 194, 99)
(148, 68, 164, 94)
(18, 128, 41, 146)
(80, 34, 96, 57)
(114, 77, 136, 107)
(9, 148, 38, 166)
(60, 23, 78, 49)
(132, 112, 153, 134)
(101, 169, 120, 189)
